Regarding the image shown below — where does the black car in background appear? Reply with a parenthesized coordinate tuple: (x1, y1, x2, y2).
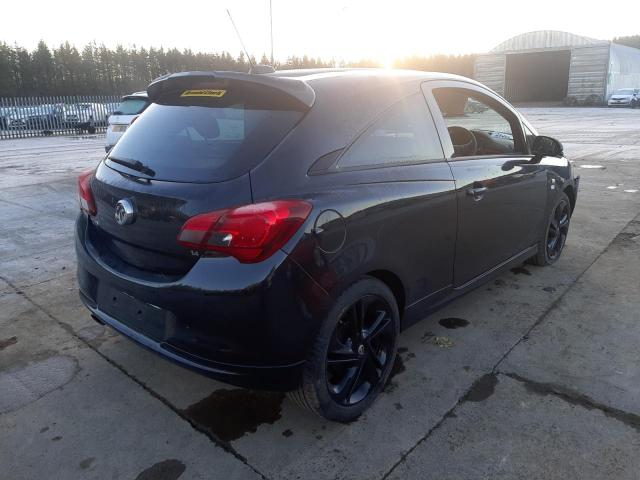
(76, 69, 579, 421)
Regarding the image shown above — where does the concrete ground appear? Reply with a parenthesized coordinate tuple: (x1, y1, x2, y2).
(0, 107, 639, 479)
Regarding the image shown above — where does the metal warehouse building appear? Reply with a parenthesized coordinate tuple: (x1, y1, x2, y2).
(474, 30, 640, 104)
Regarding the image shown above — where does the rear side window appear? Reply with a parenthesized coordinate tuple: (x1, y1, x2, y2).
(107, 98, 304, 183)
(115, 98, 148, 115)
(337, 94, 443, 169)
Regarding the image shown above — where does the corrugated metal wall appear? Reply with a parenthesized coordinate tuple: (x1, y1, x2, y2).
(474, 45, 611, 103)
(474, 54, 506, 95)
(567, 45, 610, 102)
(607, 43, 640, 98)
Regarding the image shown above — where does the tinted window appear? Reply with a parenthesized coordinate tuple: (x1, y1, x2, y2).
(337, 94, 443, 169)
(115, 98, 148, 115)
(107, 103, 303, 183)
(432, 88, 523, 158)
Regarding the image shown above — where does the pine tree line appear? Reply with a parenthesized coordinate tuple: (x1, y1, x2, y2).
(0, 40, 476, 97)
(613, 35, 640, 50)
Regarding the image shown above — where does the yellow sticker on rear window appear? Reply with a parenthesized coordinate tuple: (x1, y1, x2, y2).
(180, 89, 227, 98)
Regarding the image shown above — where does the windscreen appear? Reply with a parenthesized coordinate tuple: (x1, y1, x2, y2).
(615, 89, 634, 95)
(115, 98, 148, 115)
(107, 99, 304, 183)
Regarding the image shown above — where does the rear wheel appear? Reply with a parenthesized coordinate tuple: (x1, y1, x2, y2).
(289, 277, 399, 422)
(530, 192, 571, 266)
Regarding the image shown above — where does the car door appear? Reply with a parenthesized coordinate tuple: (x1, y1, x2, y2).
(277, 92, 458, 311)
(422, 81, 548, 287)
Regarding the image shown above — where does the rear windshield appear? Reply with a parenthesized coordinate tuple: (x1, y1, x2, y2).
(107, 102, 304, 182)
(114, 98, 149, 115)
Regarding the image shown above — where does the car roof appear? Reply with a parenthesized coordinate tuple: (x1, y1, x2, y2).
(146, 69, 485, 111)
(269, 68, 482, 89)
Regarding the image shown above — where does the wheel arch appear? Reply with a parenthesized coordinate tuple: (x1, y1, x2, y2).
(366, 269, 406, 317)
(563, 184, 576, 214)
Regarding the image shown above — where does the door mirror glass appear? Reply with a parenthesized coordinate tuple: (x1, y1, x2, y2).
(532, 135, 563, 158)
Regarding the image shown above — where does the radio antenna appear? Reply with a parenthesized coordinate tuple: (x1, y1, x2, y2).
(270, 0, 274, 65)
(226, 9, 255, 70)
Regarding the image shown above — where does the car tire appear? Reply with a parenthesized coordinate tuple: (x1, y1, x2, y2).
(288, 277, 399, 422)
(530, 191, 571, 266)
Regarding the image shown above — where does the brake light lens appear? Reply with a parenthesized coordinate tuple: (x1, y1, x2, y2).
(177, 200, 312, 263)
(78, 169, 97, 216)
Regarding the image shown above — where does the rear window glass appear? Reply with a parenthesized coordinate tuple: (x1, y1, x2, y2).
(115, 98, 148, 115)
(107, 103, 304, 182)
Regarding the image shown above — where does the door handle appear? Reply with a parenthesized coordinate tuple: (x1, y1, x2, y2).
(467, 186, 487, 200)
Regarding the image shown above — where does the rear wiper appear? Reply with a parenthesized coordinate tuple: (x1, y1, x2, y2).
(108, 156, 156, 177)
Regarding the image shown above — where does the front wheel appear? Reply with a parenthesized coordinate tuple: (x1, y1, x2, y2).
(530, 192, 571, 266)
(289, 277, 399, 422)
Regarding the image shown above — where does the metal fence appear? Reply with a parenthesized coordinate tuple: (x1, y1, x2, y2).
(0, 95, 123, 139)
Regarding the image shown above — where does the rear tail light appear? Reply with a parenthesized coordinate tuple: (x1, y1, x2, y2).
(78, 169, 97, 216)
(177, 200, 312, 263)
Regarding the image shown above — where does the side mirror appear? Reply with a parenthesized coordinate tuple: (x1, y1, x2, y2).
(532, 135, 563, 158)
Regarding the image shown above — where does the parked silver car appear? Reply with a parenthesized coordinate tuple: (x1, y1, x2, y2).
(607, 88, 639, 107)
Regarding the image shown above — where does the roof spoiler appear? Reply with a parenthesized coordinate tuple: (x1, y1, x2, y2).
(147, 71, 315, 109)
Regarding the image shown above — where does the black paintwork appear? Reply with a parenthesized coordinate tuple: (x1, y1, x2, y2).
(76, 69, 578, 391)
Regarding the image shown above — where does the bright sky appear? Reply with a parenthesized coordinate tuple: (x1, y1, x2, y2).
(3, 0, 639, 64)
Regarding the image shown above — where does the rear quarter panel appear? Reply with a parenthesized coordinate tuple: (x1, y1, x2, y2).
(271, 163, 458, 314)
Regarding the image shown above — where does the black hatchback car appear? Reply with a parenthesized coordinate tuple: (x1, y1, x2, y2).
(76, 69, 579, 421)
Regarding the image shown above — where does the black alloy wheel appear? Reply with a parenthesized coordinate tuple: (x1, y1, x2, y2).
(530, 191, 571, 266)
(289, 277, 399, 422)
(546, 198, 570, 260)
(326, 295, 395, 406)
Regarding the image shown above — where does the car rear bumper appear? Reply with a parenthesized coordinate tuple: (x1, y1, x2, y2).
(81, 294, 307, 390)
(75, 213, 330, 391)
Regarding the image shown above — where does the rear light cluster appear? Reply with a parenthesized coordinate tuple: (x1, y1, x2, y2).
(178, 200, 312, 263)
(78, 169, 97, 216)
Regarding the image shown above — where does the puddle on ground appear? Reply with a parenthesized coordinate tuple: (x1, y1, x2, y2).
(463, 374, 498, 403)
(439, 318, 469, 329)
(134, 459, 186, 480)
(0, 336, 17, 350)
(79, 457, 95, 470)
(182, 389, 285, 442)
(510, 266, 531, 275)
(612, 232, 640, 247)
